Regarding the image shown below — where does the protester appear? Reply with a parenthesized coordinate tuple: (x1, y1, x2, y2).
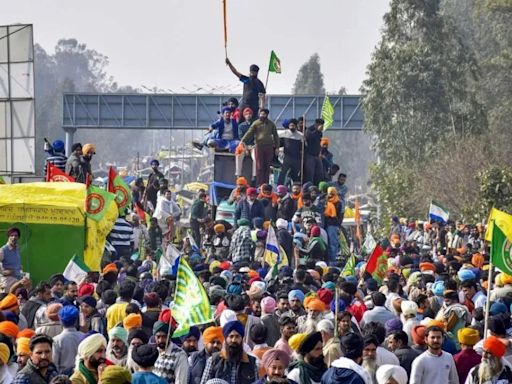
(13, 334, 59, 384)
(70, 333, 107, 384)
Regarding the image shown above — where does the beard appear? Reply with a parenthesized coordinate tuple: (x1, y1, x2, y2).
(183, 345, 198, 354)
(157, 342, 167, 350)
(478, 356, 501, 382)
(362, 357, 377, 380)
(308, 354, 327, 369)
(302, 317, 319, 334)
(88, 356, 106, 368)
(226, 342, 243, 361)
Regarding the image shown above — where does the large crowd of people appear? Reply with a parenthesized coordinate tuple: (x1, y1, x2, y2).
(12, 61, 509, 384)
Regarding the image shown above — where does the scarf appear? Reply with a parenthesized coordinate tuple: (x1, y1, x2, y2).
(78, 360, 97, 384)
(324, 188, 339, 218)
(258, 191, 278, 205)
(289, 358, 325, 384)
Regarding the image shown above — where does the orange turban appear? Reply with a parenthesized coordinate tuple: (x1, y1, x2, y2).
(419, 262, 436, 273)
(0, 321, 19, 339)
(427, 319, 446, 331)
(102, 263, 118, 275)
(303, 294, 318, 310)
(17, 328, 36, 339)
(16, 337, 30, 355)
(320, 137, 330, 146)
(471, 253, 484, 269)
(123, 314, 142, 331)
(202, 326, 224, 344)
(412, 325, 427, 345)
(263, 221, 271, 230)
(236, 177, 248, 187)
(483, 336, 506, 358)
(305, 298, 327, 312)
(247, 270, 259, 279)
(0, 294, 18, 311)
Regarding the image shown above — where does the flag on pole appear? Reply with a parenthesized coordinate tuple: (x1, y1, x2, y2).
(321, 94, 334, 130)
(485, 208, 512, 242)
(365, 244, 387, 283)
(158, 243, 181, 277)
(263, 225, 289, 271)
(86, 185, 115, 222)
(342, 254, 356, 277)
(172, 258, 214, 337)
(187, 230, 200, 253)
(63, 254, 90, 283)
(429, 201, 449, 224)
(46, 163, 75, 182)
(108, 167, 132, 215)
(362, 234, 377, 256)
(268, 50, 281, 73)
(491, 221, 512, 275)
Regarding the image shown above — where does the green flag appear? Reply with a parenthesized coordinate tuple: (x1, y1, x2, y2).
(108, 167, 132, 215)
(0, 176, 5, 184)
(321, 94, 334, 130)
(86, 185, 115, 222)
(172, 258, 214, 337)
(342, 254, 356, 277)
(492, 221, 512, 275)
(269, 50, 281, 73)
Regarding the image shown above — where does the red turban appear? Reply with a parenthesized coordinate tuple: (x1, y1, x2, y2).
(483, 336, 506, 358)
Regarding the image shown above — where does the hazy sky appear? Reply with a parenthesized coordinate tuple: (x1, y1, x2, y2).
(3, 1, 389, 95)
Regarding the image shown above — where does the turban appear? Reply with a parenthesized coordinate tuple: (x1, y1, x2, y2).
(457, 328, 480, 346)
(289, 333, 307, 352)
(330, 299, 346, 313)
(182, 326, 201, 341)
(310, 226, 321, 237)
(0, 321, 18, 338)
(431, 281, 445, 296)
(427, 319, 446, 331)
(401, 301, 418, 316)
(419, 262, 435, 273)
(223, 320, 244, 339)
(59, 305, 79, 327)
(471, 253, 484, 269)
(412, 325, 427, 345)
(483, 336, 506, 358)
(320, 137, 329, 146)
(158, 309, 178, 329)
(109, 327, 128, 345)
(77, 333, 107, 365)
(490, 302, 508, 316)
(128, 328, 149, 345)
(123, 313, 142, 331)
(276, 185, 288, 195)
(261, 348, 290, 370)
(79, 296, 97, 309)
(340, 281, 357, 296)
(322, 281, 336, 291)
(210, 260, 221, 273)
(203, 326, 224, 344)
(317, 288, 333, 306)
(0, 343, 9, 365)
(298, 331, 322, 355)
(220, 270, 233, 283)
(317, 319, 335, 333)
(79, 283, 95, 297)
(46, 303, 63, 322)
(242, 108, 253, 116)
(16, 337, 30, 355)
(131, 344, 159, 368)
(153, 321, 169, 336)
(385, 318, 403, 335)
(100, 365, 132, 384)
(219, 309, 237, 327)
(250, 64, 259, 72)
(340, 333, 364, 359)
(276, 218, 288, 230)
(261, 297, 276, 314)
(237, 218, 250, 227)
(17, 328, 36, 339)
(214, 224, 225, 234)
(288, 289, 305, 303)
(376, 365, 408, 384)
(247, 187, 257, 196)
(443, 290, 459, 301)
(0, 294, 18, 311)
(219, 261, 231, 271)
(221, 106, 232, 114)
(226, 283, 242, 296)
(458, 269, 476, 282)
(501, 273, 512, 285)
(303, 295, 317, 309)
(102, 263, 118, 275)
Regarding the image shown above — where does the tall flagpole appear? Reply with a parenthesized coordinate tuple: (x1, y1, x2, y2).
(483, 220, 495, 339)
(223, 0, 228, 59)
(334, 286, 339, 338)
(300, 114, 306, 185)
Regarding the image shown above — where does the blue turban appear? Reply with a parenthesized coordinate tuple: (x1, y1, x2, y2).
(385, 318, 403, 335)
(432, 281, 445, 296)
(344, 276, 357, 284)
(223, 320, 245, 338)
(330, 299, 346, 313)
(253, 217, 264, 229)
(322, 282, 336, 291)
(282, 119, 290, 129)
(150, 159, 159, 166)
(59, 305, 79, 327)
(458, 269, 476, 282)
(226, 283, 242, 296)
(490, 302, 508, 316)
(222, 106, 232, 114)
(288, 290, 305, 303)
(109, 326, 128, 345)
(181, 326, 201, 342)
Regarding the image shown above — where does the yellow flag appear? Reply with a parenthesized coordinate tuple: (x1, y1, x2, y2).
(485, 208, 512, 242)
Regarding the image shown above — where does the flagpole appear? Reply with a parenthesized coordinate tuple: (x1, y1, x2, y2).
(223, 0, 228, 59)
(334, 286, 339, 338)
(483, 220, 495, 339)
(300, 114, 306, 185)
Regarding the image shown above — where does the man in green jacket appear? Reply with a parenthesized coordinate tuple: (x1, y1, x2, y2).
(240, 108, 279, 186)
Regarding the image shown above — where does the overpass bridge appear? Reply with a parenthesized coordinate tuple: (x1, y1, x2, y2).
(62, 93, 364, 153)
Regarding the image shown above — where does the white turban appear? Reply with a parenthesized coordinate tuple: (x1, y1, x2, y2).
(276, 218, 288, 230)
(400, 300, 418, 316)
(219, 309, 237, 327)
(75, 333, 107, 369)
(376, 365, 408, 384)
(316, 319, 335, 334)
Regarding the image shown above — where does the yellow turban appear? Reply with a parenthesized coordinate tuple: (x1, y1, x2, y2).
(123, 313, 142, 331)
(458, 328, 480, 346)
(0, 294, 18, 311)
(0, 343, 9, 365)
(213, 224, 225, 234)
(289, 333, 307, 352)
(209, 260, 221, 273)
(501, 273, 512, 286)
(16, 337, 30, 355)
(76, 333, 107, 370)
(100, 365, 132, 384)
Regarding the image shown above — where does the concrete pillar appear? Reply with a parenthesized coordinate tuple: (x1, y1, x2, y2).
(64, 128, 77, 156)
